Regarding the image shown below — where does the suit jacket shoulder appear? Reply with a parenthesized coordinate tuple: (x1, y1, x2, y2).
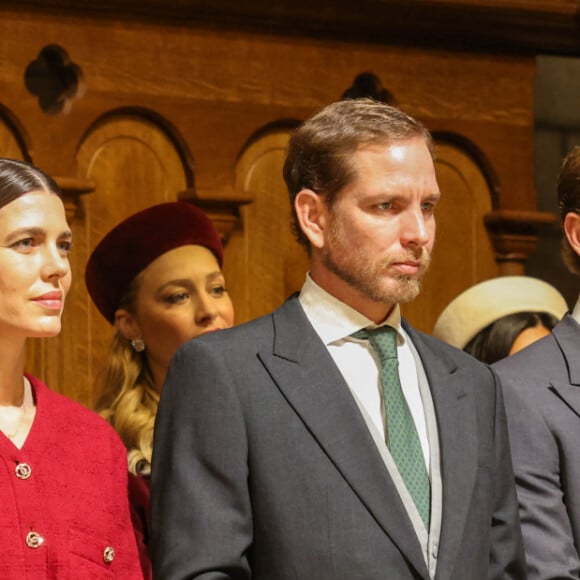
(493, 313, 580, 389)
(492, 313, 580, 578)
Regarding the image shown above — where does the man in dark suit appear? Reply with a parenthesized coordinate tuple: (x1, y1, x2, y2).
(494, 146, 580, 579)
(151, 99, 525, 579)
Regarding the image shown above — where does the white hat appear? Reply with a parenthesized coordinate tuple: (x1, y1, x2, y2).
(433, 276, 568, 349)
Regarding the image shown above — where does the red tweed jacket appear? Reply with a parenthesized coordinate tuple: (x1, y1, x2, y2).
(0, 374, 142, 579)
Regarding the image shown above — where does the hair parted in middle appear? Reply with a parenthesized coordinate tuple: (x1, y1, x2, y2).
(283, 98, 435, 250)
(557, 145, 580, 275)
(0, 157, 61, 210)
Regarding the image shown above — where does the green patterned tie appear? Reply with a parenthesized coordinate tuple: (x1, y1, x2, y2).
(353, 326, 431, 528)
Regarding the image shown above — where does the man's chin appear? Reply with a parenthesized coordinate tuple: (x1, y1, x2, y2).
(393, 279, 422, 304)
(364, 276, 423, 305)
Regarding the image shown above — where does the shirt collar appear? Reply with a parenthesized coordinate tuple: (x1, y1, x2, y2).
(298, 274, 403, 345)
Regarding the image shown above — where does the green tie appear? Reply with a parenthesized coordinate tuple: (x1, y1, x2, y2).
(353, 326, 431, 528)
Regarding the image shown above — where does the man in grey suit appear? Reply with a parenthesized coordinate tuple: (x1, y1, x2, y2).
(494, 146, 580, 579)
(151, 99, 525, 579)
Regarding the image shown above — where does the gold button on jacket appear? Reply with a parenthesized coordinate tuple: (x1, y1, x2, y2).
(103, 546, 115, 564)
(15, 463, 31, 479)
(25, 531, 44, 549)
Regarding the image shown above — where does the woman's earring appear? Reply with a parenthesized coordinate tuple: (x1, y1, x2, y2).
(131, 338, 145, 352)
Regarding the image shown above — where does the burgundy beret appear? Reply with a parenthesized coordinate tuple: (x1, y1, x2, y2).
(85, 201, 223, 323)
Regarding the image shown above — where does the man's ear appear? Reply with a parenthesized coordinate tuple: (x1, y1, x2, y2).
(114, 308, 141, 341)
(564, 212, 580, 256)
(294, 189, 328, 249)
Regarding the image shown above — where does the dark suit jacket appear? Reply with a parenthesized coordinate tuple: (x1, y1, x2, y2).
(151, 296, 525, 579)
(494, 313, 580, 579)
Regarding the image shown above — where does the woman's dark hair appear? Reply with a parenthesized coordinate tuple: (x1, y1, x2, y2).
(464, 311, 559, 365)
(0, 158, 61, 210)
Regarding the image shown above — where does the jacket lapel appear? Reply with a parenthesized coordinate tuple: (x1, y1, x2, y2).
(549, 314, 580, 416)
(404, 324, 478, 580)
(259, 298, 430, 579)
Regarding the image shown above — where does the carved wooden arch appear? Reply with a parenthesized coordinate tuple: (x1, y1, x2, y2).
(226, 119, 305, 324)
(71, 107, 196, 406)
(433, 130, 501, 208)
(234, 118, 301, 164)
(76, 106, 195, 227)
(78, 106, 196, 187)
(433, 130, 557, 277)
(0, 102, 32, 162)
(0, 103, 94, 223)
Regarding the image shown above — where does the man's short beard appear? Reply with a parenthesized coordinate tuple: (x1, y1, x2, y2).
(322, 218, 430, 306)
(324, 252, 426, 305)
(368, 272, 423, 304)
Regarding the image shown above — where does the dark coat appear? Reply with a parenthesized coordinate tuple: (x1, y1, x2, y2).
(152, 295, 525, 579)
(495, 313, 580, 579)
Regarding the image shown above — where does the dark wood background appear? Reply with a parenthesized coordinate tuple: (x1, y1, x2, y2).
(0, 0, 577, 406)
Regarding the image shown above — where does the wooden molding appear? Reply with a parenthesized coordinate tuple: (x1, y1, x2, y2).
(54, 175, 95, 221)
(2, 0, 580, 56)
(178, 187, 252, 244)
(484, 209, 559, 275)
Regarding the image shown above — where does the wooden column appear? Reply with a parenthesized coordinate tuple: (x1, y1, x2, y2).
(484, 209, 558, 275)
(178, 187, 252, 244)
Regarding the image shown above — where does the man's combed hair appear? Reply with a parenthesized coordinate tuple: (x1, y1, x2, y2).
(557, 146, 580, 275)
(283, 98, 434, 250)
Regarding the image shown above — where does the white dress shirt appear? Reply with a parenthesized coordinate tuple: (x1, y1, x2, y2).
(298, 275, 442, 577)
(298, 274, 430, 469)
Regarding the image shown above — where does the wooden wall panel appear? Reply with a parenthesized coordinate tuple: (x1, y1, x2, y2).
(73, 114, 188, 406)
(0, 4, 549, 405)
(228, 129, 309, 324)
(0, 8, 537, 201)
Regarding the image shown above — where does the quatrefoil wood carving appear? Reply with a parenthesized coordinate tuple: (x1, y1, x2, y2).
(341, 72, 395, 105)
(24, 45, 84, 115)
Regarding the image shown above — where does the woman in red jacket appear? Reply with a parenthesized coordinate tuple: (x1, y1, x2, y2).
(85, 201, 235, 579)
(0, 158, 142, 579)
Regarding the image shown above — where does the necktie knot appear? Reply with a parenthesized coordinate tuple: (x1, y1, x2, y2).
(352, 326, 398, 363)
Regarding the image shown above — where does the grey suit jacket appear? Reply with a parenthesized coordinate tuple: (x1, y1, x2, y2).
(494, 313, 580, 579)
(151, 296, 525, 579)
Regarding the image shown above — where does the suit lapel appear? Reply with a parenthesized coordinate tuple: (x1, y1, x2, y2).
(259, 298, 429, 579)
(549, 315, 580, 416)
(404, 324, 478, 580)
(551, 382, 580, 417)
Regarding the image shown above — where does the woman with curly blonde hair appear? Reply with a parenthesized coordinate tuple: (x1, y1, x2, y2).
(85, 202, 235, 580)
